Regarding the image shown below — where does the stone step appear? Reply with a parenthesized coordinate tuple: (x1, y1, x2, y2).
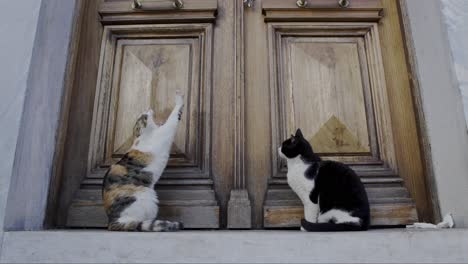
(1, 230, 467, 263)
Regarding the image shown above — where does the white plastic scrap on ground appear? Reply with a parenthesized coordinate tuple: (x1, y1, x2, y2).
(406, 213, 455, 229)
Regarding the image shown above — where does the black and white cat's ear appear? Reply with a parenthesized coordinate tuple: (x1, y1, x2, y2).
(295, 128, 304, 138)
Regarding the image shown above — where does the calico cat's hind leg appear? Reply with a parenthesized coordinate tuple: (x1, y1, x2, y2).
(318, 209, 361, 225)
(141, 219, 184, 232)
(108, 218, 183, 232)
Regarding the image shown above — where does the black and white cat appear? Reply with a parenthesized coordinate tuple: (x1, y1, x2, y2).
(278, 129, 370, 231)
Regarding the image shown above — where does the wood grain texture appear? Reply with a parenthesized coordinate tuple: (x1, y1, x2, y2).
(55, 0, 105, 227)
(227, 0, 253, 229)
(378, 0, 434, 222)
(260, 2, 424, 227)
(244, 0, 272, 228)
(264, 168, 418, 227)
(285, 39, 370, 154)
(397, 0, 441, 223)
(53, 0, 434, 229)
(100, 0, 217, 13)
(99, 0, 218, 24)
(263, 0, 383, 10)
(67, 188, 219, 228)
(233, 0, 247, 189)
(210, 0, 237, 228)
(264, 204, 418, 228)
(58, 6, 220, 228)
(90, 24, 212, 178)
(309, 115, 369, 154)
(262, 0, 383, 22)
(45, 0, 86, 229)
(268, 22, 396, 177)
(79, 23, 219, 227)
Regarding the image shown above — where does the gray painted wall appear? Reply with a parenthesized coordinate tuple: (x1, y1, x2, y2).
(405, 0, 468, 227)
(0, 0, 42, 235)
(441, 0, 468, 127)
(3, 0, 77, 231)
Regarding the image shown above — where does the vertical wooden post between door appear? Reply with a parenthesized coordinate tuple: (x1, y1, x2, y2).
(227, 0, 253, 229)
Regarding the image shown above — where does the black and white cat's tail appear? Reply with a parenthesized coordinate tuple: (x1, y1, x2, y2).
(108, 219, 183, 232)
(300, 219, 368, 232)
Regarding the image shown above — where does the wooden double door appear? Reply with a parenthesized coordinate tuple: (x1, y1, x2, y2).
(51, 0, 433, 229)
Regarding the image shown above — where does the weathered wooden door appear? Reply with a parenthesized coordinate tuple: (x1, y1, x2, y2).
(52, 0, 224, 229)
(50, 0, 433, 229)
(242, 0, 434, 228)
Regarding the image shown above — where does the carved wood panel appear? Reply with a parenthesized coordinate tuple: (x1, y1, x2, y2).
(66, 22, 219, 228)
(269, 23, 397, 179)
(284, 38, 372, 155)
(89, 24, 213, 179)
(259, 1, 420, 227)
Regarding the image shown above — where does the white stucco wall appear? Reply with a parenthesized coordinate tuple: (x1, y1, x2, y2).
(0, 0, 42, 233)
(441, 0, 468, 127)
(405, 0, 468, 227)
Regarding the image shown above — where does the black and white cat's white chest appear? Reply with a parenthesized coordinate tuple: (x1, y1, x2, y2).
(285, 156, 318, 203)
(281, 154, 320, 224)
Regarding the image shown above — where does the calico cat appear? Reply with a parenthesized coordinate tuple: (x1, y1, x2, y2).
(278, 128, 370, 232)
(102, 91, 185, 231)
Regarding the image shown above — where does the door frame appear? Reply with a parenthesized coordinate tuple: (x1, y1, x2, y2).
(396, 0, 441, 223)
(42, 0, 440, 229)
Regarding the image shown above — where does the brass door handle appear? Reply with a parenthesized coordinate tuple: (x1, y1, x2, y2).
(132, 0, 184, 10)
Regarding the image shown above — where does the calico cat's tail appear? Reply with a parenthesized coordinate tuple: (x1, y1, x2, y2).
(301, 219, 367, 232)
(108, 219, 184, 232)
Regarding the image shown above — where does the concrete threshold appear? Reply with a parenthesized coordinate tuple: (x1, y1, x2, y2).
(1, 229, 467, 263)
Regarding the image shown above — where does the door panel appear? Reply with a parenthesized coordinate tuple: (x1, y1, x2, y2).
(269, 22, 396, 180)
(62, 2, 220, 229)
(282, 37, 370, 158)
(285, 39, 371, 155)
(251, 0, 423, 228)
(112, 41, 195, 159)
(90, 25, 211, 178)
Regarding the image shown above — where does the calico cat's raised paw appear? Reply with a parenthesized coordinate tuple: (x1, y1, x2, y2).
(175, 90, 184, 120)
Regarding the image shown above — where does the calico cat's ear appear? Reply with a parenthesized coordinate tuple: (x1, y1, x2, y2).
(295, 128, 304, 138)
